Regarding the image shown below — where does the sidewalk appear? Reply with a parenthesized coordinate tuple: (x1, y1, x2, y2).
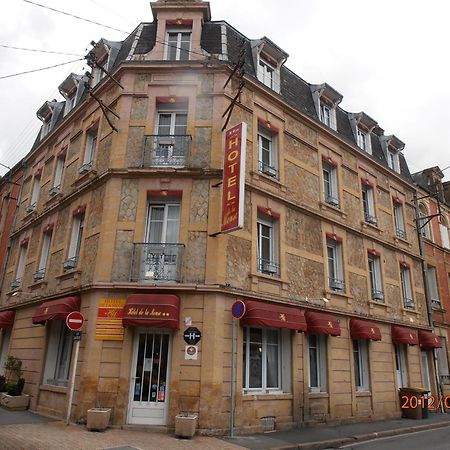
(221, 412, 450, 450)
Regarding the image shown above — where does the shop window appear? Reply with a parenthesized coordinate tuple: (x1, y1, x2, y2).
(400, 264, 414, 309)
(368, 253, 384, 301)
(395, 344, 408, 388)
(243, 327, 291, 393)
(326, 237, 344, 291)
(353, 339, 370, 391)
(43, 320, 73, 386)
(362, 182, 376, 225)
(257, 126, 278, 178)
(322, 161, 339, 207)
(308, 334, 327, 392)
(80, 127, 98, 174)
(0, 329, 11, 375)
(393, 200, 406, 239)
(257, 211, 279, 276)
(427, 266, 440, 307)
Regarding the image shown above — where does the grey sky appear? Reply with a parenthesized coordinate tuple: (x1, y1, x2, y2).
(1, 0, 449, 178)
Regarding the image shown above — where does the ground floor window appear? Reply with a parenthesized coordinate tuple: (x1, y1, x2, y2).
(243, 327, 291, 393)
(0, 329, 11, 375)
(43, 320, 73, 386)
(395, 344, 408, 388)
(308, 334, 327, 392)
(353, 339, 370, 391)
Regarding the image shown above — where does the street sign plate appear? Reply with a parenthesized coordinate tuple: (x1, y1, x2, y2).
(183, 327, 201, 345)
(66, 311, 85, 331)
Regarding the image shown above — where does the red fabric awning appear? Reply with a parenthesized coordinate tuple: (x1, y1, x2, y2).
(350, 319, 381, 341)
(418, 330, 443, 349)
(241, 300, 306, 331)
(32, 296, 80, 325)
(391, 325, 418, 346)
(122, 294, 180, 329)
(305, 311, 341, 336)
(0, 310, 15, 328)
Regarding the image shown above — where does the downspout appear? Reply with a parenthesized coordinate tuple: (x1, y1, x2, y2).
(413, 190, 444, 412)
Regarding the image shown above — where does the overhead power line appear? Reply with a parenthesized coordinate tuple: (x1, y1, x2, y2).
(22, 0, 129, 34)
(0, 58, 83, 80)
(0, 44, 83, 57)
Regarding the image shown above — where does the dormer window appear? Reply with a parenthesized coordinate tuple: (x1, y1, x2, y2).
(311, 84, 342, 132)
(36, 101, 64, 140)
(320, 103, 332, 127)
(388, 149, 400, 173)
(349, 112, 377, 155)
(87, 39, 121, 88)
(380, 136, 404, 174)
(166, 26, 191, 61)
(258, 57, 276, 90)
(40, 118, 51, 139)
(357, 128, 370, 153)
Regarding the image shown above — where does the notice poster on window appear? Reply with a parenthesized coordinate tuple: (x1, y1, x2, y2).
(95, 298, 126, 340)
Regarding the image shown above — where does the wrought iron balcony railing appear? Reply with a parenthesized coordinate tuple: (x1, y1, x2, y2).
(396, 228, 407, 240)
(33, 268, 46, 281)
(325, 194, 340, 208)
(142, 135, 191, 168)
(329, 277, 345, 292)
(257, 258, 280, 276)
(130, 243, 185, 283)
(63, 256, 78, 271)
(364, 213, 377, 225)
(403, 297, 415, 309)
(371, 289, 385, 301)
(258, 160, 278, 179)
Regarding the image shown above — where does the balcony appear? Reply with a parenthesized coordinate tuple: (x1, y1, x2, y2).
(142, 135, 191, 168)
(329, 277, 345, 292)
(63, 256, 78, 271)
(33, 268, 46, 282)
(258, 160, 278, 179)
(396, 228, 407, 240)
(257, 258, 280, 276)
(130, 243, 185, 283)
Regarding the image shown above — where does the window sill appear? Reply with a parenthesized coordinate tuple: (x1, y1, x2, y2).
(251, 170, 287, 192)
(308, 391, 329, 399)
(22, 209, 38, 223)
(55, 269, 82, 281)
(394, 235, 410, 246)
(45, 191, 63, 207)
(250, 271, 290, 290)
(324, 288, 352, 299)
(319, 201, 347, 218)
(369, 300, 389, 309)
(432, 305, 446, 313)
(361, 220, 383, 235)
(72, 168, 97, 188)
(39, 384, 67, 394)
(29, 279, 48, 290)
(402, 307, 419, 315)
(242, 392, 293, 401)
(356, 391, 372, 397)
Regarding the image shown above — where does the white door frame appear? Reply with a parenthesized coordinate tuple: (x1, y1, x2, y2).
(127, 327, 173, 425)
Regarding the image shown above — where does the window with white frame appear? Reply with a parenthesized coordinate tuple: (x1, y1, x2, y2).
(357, 128, 371, 153)
(257, 212, 279, 276)
(320, 102, 331, 127)
(80, 128, 98, 172)
(40, 119, 51, 140)
(243, 327, 291, 393)
(362, 183, 376, 224)
(395, 344, 408, 388)
(439, 216, 450, 249)
(34, 230, 52, 280)
(419, 204, 432, 240)
(28, 176, 41, 211)
(43, 320, 73, 386)
(400, 264, 414, 309)
(308, 334, 327, 392)
(64, 95, 76, 116)
(368, 253, 384, 301)
(322, 161, 339, 207)
(393, 201, 406, 239)
(258, 127, 278, 178)
(353, 339, 370, 391)
(437, 337, 449, 378)
(65, 213, 84, 269)
(327, 237, 344, 291)
(0, 329, 11, 375)
(12, 243, 28, 288)
(388, 149, 400, 173)
(91, 53, 108, 87)
(257, 57, 277, 91)
(427, 266, 440, 307)
(52, 156, 65, 192)
(165, 29, 191, 61)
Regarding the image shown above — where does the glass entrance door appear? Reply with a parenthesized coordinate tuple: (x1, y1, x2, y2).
(128, 331, 171, 425)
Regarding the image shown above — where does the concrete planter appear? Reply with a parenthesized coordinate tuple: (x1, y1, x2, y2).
(0, 393, 30, 411)
(175, 413, 198, 438)
(86, 408, 111, 431)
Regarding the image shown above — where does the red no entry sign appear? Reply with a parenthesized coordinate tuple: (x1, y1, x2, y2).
(66, 311, 85, 331)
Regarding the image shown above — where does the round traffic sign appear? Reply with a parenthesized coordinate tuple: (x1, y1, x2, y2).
(231, 300, 246, 319)
(66, 311, 85, 331)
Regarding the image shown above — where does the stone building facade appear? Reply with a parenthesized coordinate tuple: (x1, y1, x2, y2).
(0, 0, 445, 435)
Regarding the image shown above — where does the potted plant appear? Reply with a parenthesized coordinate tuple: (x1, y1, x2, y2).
(0, 356, 30, 410)
(86, 407, 112, 431)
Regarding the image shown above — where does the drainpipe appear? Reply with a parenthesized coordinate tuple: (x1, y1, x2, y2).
(413, 191, 444, 412)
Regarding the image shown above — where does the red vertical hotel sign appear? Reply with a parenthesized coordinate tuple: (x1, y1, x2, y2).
(221, 122, 247, 233)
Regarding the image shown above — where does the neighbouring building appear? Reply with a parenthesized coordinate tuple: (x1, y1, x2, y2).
(0, 0, 446, 434)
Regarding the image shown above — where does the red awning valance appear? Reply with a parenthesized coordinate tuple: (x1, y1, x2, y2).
(241, 300, 306, 331)
(305, 311, 341, 336)
(391, 325, 418, 346)
(350, 319, 381, 341)
(32, 296, 80, 325)
(0, 310, 15, 329)
(418, 330, 443, 349)
(122, 294, 180, 329)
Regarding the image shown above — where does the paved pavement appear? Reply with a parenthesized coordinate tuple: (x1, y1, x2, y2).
(0, 407, 55, 425)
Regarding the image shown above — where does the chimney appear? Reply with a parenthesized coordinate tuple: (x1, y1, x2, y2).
(443, 181, 450, 205)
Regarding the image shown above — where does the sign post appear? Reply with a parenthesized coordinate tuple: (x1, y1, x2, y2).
(65, 311, 85, 425)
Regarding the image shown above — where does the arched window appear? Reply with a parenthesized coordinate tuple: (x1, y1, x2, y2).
(419, 204, 432, 240)
(439, 215, 450, 249)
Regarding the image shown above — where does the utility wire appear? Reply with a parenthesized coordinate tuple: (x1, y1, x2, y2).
(0, 58, 83, 80)
(0, 44, 83, 57)
(22, 0, 129, 34)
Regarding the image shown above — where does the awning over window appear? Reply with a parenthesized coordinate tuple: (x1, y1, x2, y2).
(122, 294, 180, 329)
(350, 319, 381, 341)
(0, 310, 15, 329)
(418, 330, 443, 349)
(391, 325, 418, 346)
(305, 311, 341, 336)
(32, 296, 81, 325)
(241, 300, 307, 331)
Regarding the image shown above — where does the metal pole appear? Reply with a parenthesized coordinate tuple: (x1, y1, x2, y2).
(66, 336, 80, 425)
(230, 317, 236, 437)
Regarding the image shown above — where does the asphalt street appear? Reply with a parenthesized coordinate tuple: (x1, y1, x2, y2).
(337, 425, 450, 450)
